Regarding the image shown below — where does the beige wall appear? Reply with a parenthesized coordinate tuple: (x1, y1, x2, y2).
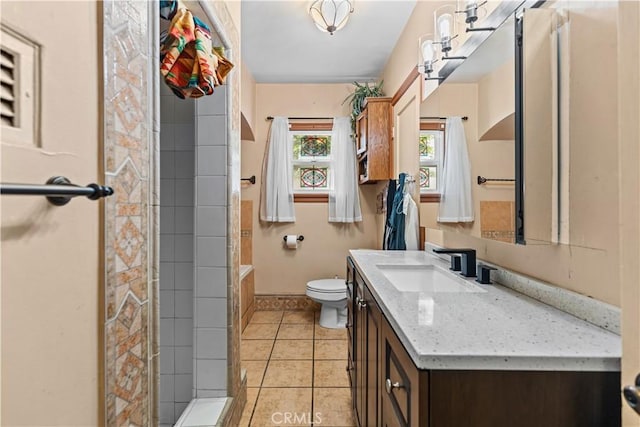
(1, 1, 101, 424)
(380, 1, 448, 97)
(241, 84, 379, 295)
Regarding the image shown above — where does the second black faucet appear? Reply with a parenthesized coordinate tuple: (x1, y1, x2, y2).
(433, 248, 476, 278)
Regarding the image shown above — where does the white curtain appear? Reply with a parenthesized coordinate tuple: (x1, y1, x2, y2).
(260, 117, 295, 222)
(438, 117, 474, 223)
(329, 116, 362, 223)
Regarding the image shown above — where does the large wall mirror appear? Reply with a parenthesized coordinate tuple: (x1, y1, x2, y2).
(419, 1, 618, 250)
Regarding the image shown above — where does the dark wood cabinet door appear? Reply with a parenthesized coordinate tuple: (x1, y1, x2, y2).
(429, 370, 621, 427)
(354, 270, 367, 427)
(365, 286, 382, 426)
(380, 320, 428, 427)
(346, 257, 355, 391)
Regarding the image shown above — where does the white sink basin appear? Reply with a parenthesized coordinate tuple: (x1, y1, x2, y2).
(376, 264, 487, 293)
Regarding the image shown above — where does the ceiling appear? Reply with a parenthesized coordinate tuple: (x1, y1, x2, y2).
(241, 1, 417, 83)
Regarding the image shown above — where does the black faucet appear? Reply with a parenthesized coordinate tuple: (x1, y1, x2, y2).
(432, 248, 477, 277)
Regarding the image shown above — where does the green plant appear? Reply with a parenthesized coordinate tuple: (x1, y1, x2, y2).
(342, 80, 385, 132)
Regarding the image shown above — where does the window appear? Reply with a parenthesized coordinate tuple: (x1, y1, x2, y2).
(291, 126, 333, 202)
(419, 123, 445, 202)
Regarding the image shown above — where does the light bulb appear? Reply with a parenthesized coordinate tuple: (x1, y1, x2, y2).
(421, 39, 435, 62)
(438, 13, 453, 40)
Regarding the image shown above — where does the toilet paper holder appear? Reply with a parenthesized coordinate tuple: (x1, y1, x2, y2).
(283, 235, 304, 242)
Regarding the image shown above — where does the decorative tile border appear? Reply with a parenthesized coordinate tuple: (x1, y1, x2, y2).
(254, 295, 321, 312)
(103, 1, 240, 425)
(103, 1, 154, 425)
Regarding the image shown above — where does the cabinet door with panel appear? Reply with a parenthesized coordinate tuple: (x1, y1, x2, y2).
(365, 285, 382, 426)
(356, 97, 393, 184)
(380, 319, 428, 427)
(346, 258, 356, 394)
(353, 269, 367, 427)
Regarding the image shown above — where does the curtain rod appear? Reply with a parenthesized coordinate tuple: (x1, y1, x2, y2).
(266, 116, 334, 121)
(420, 116, 468, 121)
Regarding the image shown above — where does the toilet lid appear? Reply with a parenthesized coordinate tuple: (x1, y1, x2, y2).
(307, 279, 345, 293)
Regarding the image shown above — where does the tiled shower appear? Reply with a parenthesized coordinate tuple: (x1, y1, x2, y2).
(159, 83, 229, 425)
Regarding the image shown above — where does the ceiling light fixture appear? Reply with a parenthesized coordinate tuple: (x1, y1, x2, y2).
(434, 5, 466, 60)
(309, 0, 354, 35)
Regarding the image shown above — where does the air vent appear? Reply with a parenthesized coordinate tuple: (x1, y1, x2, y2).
(1, 24, 40, 147)
(1, 47, 17, 127)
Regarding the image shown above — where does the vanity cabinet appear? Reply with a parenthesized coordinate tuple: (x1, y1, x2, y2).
(346, 257, 621, 427)
(355, 97, 393, 184)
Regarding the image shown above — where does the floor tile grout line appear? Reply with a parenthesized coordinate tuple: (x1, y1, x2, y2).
(244, 311, 352, 426)
(247, 313, 282, 427)
(311, 313, 316, 427)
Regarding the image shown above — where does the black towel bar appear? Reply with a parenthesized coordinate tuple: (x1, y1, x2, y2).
(0, 176, 114, 206)
(241, 175, 256, 185)
(477, 176, 515, 185)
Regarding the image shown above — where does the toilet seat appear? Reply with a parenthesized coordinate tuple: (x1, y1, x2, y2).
(306, 279, 345, 293)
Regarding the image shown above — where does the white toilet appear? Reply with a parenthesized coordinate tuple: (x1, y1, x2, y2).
(306, 278, 347, 329)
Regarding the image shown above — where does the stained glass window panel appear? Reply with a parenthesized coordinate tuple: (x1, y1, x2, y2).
(293, 166, 329, 190)
(419, 134, 436, 160)
(420, 166, 437, 191)
(293, 135, 331, 160)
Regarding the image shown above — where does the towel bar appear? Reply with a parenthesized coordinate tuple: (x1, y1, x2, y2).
(0, 176, 114, 206)
(477, 176, 515, 185)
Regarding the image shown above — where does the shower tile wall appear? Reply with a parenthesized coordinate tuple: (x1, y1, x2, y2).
(194, 86, 229, 398)
(160, 85, 196, 425)
(159, 84, 229, 424)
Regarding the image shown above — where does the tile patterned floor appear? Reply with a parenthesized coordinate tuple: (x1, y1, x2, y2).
(240, 310, 355, 427)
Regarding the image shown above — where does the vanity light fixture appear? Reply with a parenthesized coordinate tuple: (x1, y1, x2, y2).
(456, 0, 496, 32)
(309, 0, 354, 35)
(434, 5, 466, 60)
(418, 35, 442, 81)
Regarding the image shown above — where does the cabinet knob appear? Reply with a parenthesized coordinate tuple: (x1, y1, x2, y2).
(357, 299, 367, 311)
(623, 374, 640, 415)
(385, 378, 403, 394)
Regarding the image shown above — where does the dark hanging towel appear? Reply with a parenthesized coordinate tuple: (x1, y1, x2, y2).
(382, 179, 396, 250)
(384, 174, 407, 250)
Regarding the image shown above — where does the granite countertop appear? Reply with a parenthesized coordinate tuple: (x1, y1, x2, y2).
(349, 250, 621, 371)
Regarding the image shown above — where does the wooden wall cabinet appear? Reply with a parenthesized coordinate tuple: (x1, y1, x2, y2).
(356, 97, 393, 184)
(346, 257, 621, 427)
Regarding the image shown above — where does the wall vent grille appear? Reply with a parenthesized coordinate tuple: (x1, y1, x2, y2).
(0, 47, 17, 127)
(0, 24, 40, 147)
